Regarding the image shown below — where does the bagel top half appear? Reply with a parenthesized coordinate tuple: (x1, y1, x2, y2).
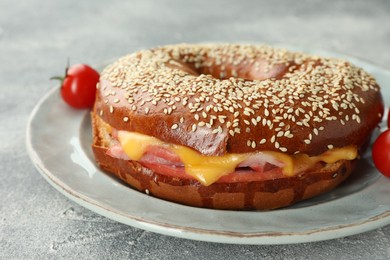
(94, 44, 384, 157)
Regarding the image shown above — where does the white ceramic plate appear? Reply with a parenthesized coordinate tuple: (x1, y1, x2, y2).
(26, 49, 390, 245)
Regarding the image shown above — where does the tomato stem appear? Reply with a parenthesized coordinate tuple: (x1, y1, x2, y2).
(50, 76, 64, 81)
(65, 57, 70, 76)
(50, 58, 70, 86)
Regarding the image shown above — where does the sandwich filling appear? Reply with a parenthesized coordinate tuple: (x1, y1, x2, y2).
(100, 120, 358, 186)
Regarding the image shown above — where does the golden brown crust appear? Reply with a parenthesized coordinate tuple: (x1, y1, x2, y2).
(95, 44, 384, 156)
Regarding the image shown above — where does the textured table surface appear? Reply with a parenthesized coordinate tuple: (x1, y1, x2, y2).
(1, 0, 390, 259)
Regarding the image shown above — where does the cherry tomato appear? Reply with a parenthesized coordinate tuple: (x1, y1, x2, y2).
(53, 64, 100, 109)
(372, 129, 390, 178)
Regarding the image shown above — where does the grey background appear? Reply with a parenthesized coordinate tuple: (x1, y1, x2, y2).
(1, 0, 390, 259)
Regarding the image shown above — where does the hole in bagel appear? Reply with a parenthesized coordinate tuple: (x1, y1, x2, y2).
(167, 58, 289, 81)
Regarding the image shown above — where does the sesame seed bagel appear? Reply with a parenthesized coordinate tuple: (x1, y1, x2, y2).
(92, 43, 384, 210)
(95, 43, 383, 156)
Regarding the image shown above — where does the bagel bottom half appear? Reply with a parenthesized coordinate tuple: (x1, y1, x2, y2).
(91, 115, 356, 210)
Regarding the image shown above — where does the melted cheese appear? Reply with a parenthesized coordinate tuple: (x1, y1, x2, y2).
(171, 145, 248, 185)
(116, 131, 358, 186)
(117, 131, 162, 160)
(317, 146, 357, 164)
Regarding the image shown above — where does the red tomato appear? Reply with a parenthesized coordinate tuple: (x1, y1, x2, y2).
(372, 129, 390, 178)
(54, 64, 100, 109)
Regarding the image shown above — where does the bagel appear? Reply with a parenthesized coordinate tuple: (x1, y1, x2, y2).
(91, 43, 384, 210)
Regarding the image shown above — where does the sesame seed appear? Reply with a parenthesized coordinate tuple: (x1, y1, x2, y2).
(109, 106, 114, 113)
(280, 147, 287, 152)
(171, 124, 178, 130)
(123, 117, 129, 122)
(251, 141, 256, 148)
(259, 138, 266, 144)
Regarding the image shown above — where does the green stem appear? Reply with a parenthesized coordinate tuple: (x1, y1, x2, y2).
(50, 58, 70, 86)
(49, 76, 64, 81)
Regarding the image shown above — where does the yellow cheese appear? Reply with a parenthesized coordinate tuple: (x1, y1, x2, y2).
(116, 131, 358, 186)
(171, 145, 248, 185)
(117, 131, 162, 160)
(316, 146, 358, 164)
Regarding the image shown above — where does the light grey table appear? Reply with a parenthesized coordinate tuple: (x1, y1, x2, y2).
(1, 0, 389, 259)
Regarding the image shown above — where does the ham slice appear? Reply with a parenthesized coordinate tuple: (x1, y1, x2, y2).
(106, 141, 286, 183)
(106, 142, 130, 160)
(107, 143, 183, 166)
(238, 153, 285, 171)
(142, 146, 183, 166)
